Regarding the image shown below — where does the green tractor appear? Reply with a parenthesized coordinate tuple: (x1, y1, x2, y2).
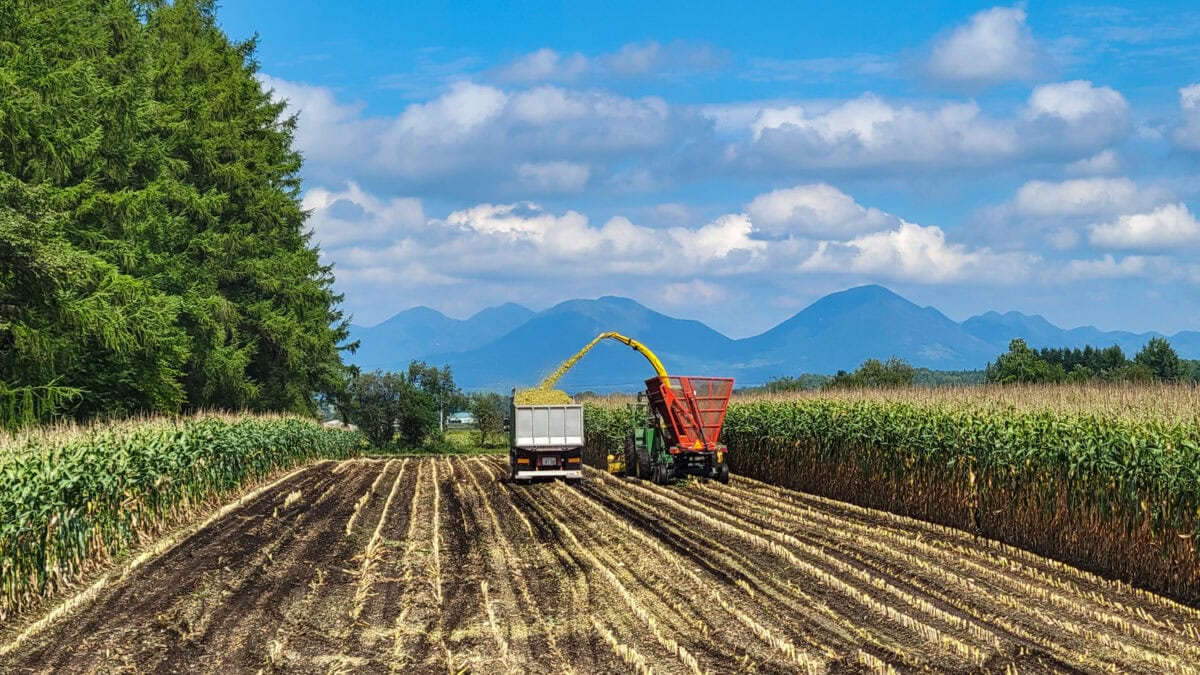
(611, 375, 733, 485)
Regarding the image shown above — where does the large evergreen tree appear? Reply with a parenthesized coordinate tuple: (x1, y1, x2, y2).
(0, 0, 352, 427)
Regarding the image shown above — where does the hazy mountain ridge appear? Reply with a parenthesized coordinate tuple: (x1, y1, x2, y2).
(348, 286, 1200, 390)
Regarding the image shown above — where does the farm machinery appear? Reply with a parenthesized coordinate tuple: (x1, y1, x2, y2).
(509, 331, 734, 485)
(599, 333, 733, 484)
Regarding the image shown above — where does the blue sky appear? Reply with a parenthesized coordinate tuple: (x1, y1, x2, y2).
(219, 2, 1200, 337)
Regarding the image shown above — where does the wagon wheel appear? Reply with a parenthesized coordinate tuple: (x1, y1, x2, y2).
(717, 462, 730, 485)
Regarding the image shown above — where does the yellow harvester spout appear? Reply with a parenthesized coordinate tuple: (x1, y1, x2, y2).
(596, 332, 670, 386)
(537, 331, 671, 391)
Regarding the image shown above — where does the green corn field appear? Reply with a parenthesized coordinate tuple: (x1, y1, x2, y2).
(0, 415, 364, 620)
(584, 385, 1200, 605)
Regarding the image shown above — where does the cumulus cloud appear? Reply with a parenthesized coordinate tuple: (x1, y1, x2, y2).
(738, 82, 1128, 172)
(496, 48, 588, 83)
(746, 183, 897, 237)
(258, 75, 383, 172)
(669, 214, 766, 266)
(265, 76, 706, 197)
(925, 6, 1042, 88)
(1066, 149, 1120, 175)
(970, 176, 1175, 252)
(308, 179, 1028, 326)
(1089, 203, 1200, 250)
(494, 41, 724, 84)
(1022, 80, 1128, 124)
(661, 280, 727, 306)
(303, 182, 425, 248)
(1012, 178, 1167, 217)
(1174, 84, 1200, 151)
(1051, 254, 1151, 282)
(800, 221, 1031, 284)
(515, 161, 591, 193)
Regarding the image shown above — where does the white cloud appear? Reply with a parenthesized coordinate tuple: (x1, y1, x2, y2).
(496, 48, 588, 83)
(1023, 80, 1128, 124)
(1089, 203, 1200, 250)
(1174, 83, 1200, 151)
(1053, 254, 1151, 282)
(303, 182, 425, 248)
(1013, 178, 1166, 217)
(747, 95, 1017, 166)
(264, 76, 700, 196)
(258, 75, 382, 170)
(746, 184, 897, 237)
(926, 6, 1041, 87)
(669, 214, 767, 265)
(1066, 149, 1120, 175)
(799, 221, 1031, 283)
(393, 81, 508, 137)
(515, 161, 591, 193)
(741, 83, 1127, 171)
(494, 41, 724, 84)
(661, 280, 727, 305)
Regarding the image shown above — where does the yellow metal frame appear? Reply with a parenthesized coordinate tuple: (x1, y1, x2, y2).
(539, 331, 671, 390)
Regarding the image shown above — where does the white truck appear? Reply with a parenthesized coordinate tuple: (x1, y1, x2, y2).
(508, 397, 584, 484)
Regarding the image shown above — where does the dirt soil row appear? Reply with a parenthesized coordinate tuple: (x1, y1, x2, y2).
(3, 456, 1199, 673)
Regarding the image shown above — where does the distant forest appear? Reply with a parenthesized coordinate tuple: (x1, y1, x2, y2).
(746, 337, 1200, 392)
(1, 1, 351, 429)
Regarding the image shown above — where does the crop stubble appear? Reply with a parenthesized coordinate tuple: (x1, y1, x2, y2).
(2, 457, 1198, 674)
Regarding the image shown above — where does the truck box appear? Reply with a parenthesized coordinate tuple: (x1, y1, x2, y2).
(509, 401, 584, 482)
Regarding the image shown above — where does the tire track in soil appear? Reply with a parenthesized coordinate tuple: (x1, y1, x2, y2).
(533, 477, 812, 675)
(688, 476, 1199, 673)
(729, 474, 1200, 645)
(460, 457, 582, 674)
(319, 457, 417, 668)
(584, 468, 990, 672)
(432, 458, 495, 672)
(507, 465, 740, 675)
(733, 474, 1200, 622)
(715, 473, 1200, 667)
(573, 471, 915, 672)
(561, 476, 876, 673)
(8, 456, 1200, 675)
(389, 457, 485, 672)
(161, 459, 385, 672)
(259, 459, 406, 673)
(0, 460, 339, 673)
(476, 457, 683, 673)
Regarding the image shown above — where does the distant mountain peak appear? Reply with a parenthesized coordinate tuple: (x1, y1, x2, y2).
(348, 285, 1200, 389)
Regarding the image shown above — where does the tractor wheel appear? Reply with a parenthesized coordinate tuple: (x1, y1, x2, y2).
(653, 463, 672, 486)
(624, 435, 638, 478)
(717, 462, 730, 484)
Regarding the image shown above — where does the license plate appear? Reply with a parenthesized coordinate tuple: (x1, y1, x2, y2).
(540, 456, 557, 466)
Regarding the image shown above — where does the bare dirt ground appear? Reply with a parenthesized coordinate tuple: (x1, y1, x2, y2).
(3, 456, 1200, 674)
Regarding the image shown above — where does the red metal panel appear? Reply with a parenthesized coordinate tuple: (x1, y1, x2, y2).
(644, 375, 734, 451)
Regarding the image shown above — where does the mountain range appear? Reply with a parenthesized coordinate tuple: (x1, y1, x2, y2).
(347, 285, 1200, 391)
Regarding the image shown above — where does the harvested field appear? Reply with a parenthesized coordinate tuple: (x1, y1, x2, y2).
(3, 457, 1199, 674)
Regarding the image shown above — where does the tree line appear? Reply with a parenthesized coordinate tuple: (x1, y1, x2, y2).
(339, 364, 509, 450)
(748, 337, 1199, 392)
(1, 1, 350, 428)
(985, 337, 1198, 384)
